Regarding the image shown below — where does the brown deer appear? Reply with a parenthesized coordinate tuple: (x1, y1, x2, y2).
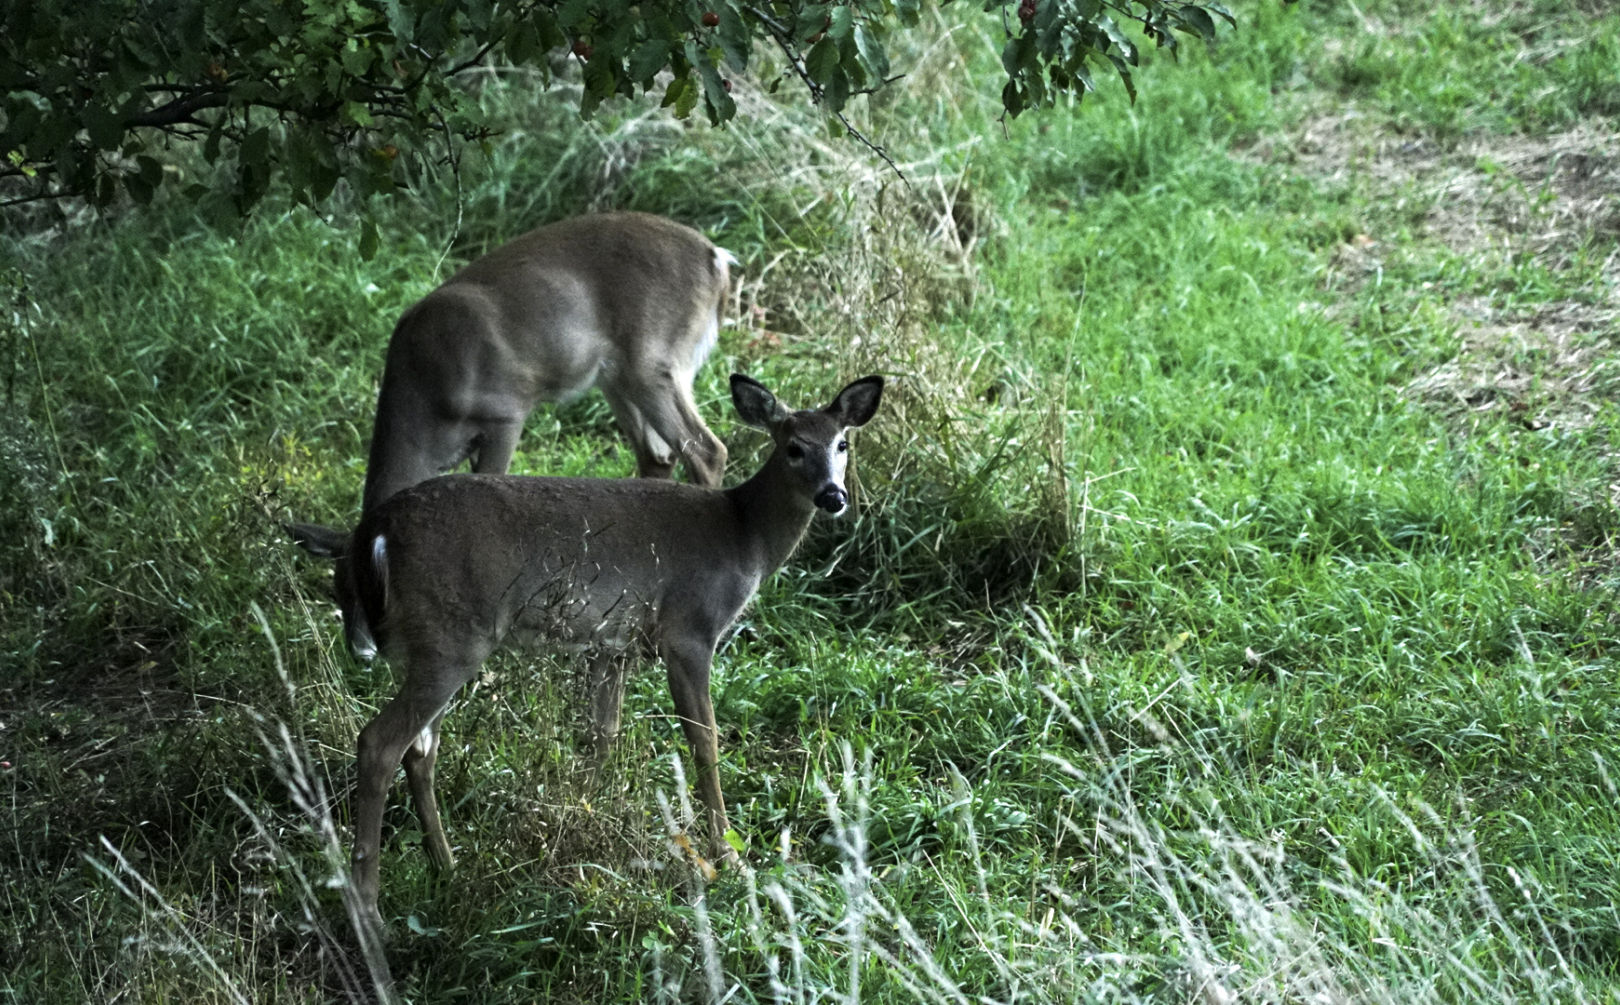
(361, 211, 734, 512)
(287, 373, 884, 932)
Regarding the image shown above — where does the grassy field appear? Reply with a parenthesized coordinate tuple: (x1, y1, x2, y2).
(5, 1, 1620, 1001)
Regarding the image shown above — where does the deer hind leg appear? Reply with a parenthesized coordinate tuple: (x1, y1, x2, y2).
(603, 371, 726, 488)
(401, 708, 455, 873)
(600, 383, 678, 481)
(352, 662, 475, 930)
(660, 636, 735, 863)
(657, 379, 727, 489)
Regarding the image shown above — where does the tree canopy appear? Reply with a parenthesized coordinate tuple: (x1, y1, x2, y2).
(1, 0, 1237, 221)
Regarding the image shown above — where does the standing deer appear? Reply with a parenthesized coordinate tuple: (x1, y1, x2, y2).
(287, 373, 884, 932)
(361, 211, 734, 512)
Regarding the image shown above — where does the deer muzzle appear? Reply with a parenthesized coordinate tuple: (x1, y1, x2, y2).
(814, 485, 849, 515)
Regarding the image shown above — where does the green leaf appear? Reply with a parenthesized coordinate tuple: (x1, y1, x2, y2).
(240, 127, 271, 168)
(1022, 66, 1046, 107)
(202, 116, 224, 164)
(718, 7, 751, 71)
(662, 73, 698, 118)
(341, 41, 374, 76)
(506, 18, 540, 64)
(236, 159, 271, 212)
(120, 36, 158, 71)
(81, 105, 122, 150)
(359, 218, 380, 260)
(1097, 13, 1136, 63)
(824, 65, 849, 109)
(535, 10, 567, 51)
(629, 37, 671, 83)
(805, 37, 840, 85)
(384, 0, 415, 44)
(463, 0, 493, 31)
(1106, 52, 1137, 103)
(2, 101, 42, 148)
(697, 59, 735, 124)
(123, 170, 154, 204)
(1070, 55, 1095, 93)
(1001, 78, 1024, 117)
(582, 56, 618, 101)
(1001, 35, 1031, 77)
(853, 24, 888, 79)
(795, 4, 830, 41)
(828, 5, 854, 41)
(556, 0, 591, 30)
(177, 3, 207, 54)
(1178, 6, 1217, 41)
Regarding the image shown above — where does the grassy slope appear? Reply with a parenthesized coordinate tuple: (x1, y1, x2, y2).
(4, 1, 1620, 1001)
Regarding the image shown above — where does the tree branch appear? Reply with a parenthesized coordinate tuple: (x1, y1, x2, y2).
(125, 89, 229, 128)
(744, 6, 906, 185)
(0, 187, 64, 210)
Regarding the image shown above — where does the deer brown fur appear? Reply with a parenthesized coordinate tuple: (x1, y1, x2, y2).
(288, 373, 884, 933)
(361, 211, 734, 512)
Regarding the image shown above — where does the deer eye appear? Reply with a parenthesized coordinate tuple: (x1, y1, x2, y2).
(786, 443, 804, 460)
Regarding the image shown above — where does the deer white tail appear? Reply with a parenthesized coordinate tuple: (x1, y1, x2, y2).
(346, 534, 388, 659)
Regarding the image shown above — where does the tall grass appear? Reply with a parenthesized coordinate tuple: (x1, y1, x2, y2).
(4, 0, 1620, 1000)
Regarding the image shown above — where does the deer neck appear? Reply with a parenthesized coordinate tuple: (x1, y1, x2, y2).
(726, 454, 819, 575)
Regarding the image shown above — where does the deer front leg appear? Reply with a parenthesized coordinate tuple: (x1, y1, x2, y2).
(661, 638, 736, 865)
(470, 418, 524, 476)
(363, 384, 479, 511)
(352, 664, 473, 934)
(587, 650, 631, 765)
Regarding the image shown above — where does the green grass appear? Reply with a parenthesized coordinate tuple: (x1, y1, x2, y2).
(5, 0, 1620, 1001)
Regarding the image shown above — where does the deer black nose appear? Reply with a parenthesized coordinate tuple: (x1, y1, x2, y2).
(814, 486, 848, 514)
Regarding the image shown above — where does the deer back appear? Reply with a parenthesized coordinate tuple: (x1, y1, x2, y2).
(382, 213, 728, 409)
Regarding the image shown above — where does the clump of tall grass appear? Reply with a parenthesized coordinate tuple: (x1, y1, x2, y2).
(659, 655, 1610, 1003)
(84, 608, 1605, 1004)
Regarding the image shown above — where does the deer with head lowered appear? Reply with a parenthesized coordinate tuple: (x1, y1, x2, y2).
(287, 373, 883, 932)
(360, 211, 734, 513)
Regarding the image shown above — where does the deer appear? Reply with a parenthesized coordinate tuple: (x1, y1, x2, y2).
(286, 373, 884, 932)
(360, 211, 735, 513)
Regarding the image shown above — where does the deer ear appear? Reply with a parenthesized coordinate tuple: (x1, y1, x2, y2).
(287, 522, 350, 559)
(826, 376, 883, 428)
(731, 374, 789, 429)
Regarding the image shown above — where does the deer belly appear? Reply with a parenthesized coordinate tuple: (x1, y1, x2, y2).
(503, 583, 658, 652)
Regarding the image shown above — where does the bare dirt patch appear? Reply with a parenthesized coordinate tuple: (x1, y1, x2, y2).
(1256, 108, 1620, 580)
(1405, 296, 1619, 430)
(1269, 113, 1620, 280)
(1256, 111, 1620, 429)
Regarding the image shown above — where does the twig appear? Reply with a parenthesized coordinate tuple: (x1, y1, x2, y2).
(744, 5, 908, 185)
